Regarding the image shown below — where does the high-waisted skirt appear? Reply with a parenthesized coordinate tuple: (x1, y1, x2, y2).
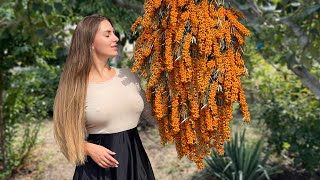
(73, 127, 155, 180)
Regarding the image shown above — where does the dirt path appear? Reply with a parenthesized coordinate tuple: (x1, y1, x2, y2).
(11, 121, 199, 180)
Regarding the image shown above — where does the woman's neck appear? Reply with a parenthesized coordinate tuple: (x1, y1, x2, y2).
(89, 55, 114, 82)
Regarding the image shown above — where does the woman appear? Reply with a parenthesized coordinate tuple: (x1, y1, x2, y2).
(53, 14, 156, 180)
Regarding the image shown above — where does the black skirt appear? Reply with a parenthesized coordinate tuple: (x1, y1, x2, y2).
(73, 127, 155, 180)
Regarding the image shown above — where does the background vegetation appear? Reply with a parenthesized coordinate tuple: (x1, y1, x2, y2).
(0, 0, 319, 179)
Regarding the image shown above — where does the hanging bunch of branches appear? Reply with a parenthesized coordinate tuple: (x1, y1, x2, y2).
(131, 0, 251, 169)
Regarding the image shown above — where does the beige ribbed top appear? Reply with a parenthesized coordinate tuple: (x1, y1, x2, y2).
(85, 67, 155, 134)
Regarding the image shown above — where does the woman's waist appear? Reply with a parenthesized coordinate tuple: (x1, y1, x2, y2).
(86, 126, 140, 146)
(86, 119, 139, 134)
(88, 126, 138, 136)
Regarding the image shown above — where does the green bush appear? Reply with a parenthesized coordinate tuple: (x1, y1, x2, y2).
(256, 76, 320, 171)
(199, 130, 278, 180)
(0, 64, 59, 179)
(243, 43, 320, 172)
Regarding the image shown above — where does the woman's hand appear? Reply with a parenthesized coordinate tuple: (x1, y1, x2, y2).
(84, 142, 119, 168)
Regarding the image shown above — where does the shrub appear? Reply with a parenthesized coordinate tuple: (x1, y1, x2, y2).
(0, 64, 58, 178)
(256, 77, 320, 171)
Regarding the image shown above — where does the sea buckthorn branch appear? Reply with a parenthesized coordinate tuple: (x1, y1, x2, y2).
(131, 0, 250, 169)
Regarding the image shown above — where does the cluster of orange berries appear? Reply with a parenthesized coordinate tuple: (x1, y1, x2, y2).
(131, 0, 251, 169)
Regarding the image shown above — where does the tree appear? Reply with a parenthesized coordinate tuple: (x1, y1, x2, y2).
(229, 0, 320, 172)
(228, 0, 320, 97)
(0, 0, 73, 176)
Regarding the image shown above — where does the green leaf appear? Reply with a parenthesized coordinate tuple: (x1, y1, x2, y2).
(201, 130, 278, 179)
(299, 4, 320, 19)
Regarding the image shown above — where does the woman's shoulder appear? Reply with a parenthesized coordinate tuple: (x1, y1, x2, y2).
(118, 67, 140, 82)
(118, 67, 135, 76)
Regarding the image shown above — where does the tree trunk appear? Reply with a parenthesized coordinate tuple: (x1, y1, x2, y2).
(287, 56, 320, 97)
(0, 70, 5, 170)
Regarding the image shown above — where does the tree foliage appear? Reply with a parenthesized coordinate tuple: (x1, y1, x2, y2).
(232, 0, 320, 171)
(254, 65, 320, 171)
(70, 0, 142, 43)
(0, 0, 72, 177)
(246, 45, 320, 171)
(229, 0, 320, 97)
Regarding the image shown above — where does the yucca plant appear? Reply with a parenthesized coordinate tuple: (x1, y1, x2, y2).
(199, 129, 278, 180)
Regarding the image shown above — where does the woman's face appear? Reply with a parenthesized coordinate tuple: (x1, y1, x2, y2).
(92, 20, 119, 59)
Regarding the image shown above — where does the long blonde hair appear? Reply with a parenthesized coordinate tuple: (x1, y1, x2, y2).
(53, 15, 112, 165)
